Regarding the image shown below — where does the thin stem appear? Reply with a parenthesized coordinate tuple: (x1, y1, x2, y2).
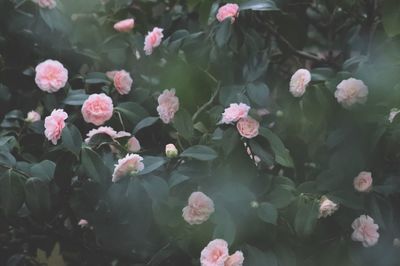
(115, 111, 126, 131)
(0, 163, 30, 179)
(192, 82, 221, 122)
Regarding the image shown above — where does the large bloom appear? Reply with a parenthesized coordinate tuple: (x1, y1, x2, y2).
(144, 27, 164, 55)
(354, 171, 373, 192)
(25, 111, 41, 123)
(236, 117, 259, 139)
(216, 3, 239, 23)
(113, 18, 135, 32)
(351, 215, 379, 247)
(220, 103, 250, 124)
(35, 59, 68, 93)
(225, 251, 244, 266)
(289, 69, 311, 97)
(200, 239, 229, 266)
(157, 89, 179, 124)
(44, 109, 68, 145)
(182, 191, 215, 225)
(318, 196, 339, 218)
(335, 78, 368, 108)
(81, 93, 113, 126)
(112, 154, 144, 182)
(107, 70, 133, 95)
(33, 0, 56, 9)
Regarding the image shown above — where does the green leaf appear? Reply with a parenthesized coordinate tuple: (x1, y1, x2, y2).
(240, 0, 279, 11)
(213, 209, 236, 245)
(245, 245, 278, 266)
(215, 19, 232, 47)
(81, 147, 111, 184)
(0, 151, 16, 166)
(24, 177, 51, 217)
(62, 124, 82, 156)
(257, 202, 278, 225)
(133, 117, 159, 134)
(246, 82, 269, 107)
(382, 0, 400, 37)
(30, 160, 56, 181)
(221, 128, 240, 155)
(140, 175, 169, 203)
(249, 140, 274, 166)
(0, 171, 25, 216)
(173, 109, 194, 141)
(63, 89, 89, 106)
(294, 199, 319, 237)
(0, 83, 11, 102)
(168, 171, 190, 188)
(181, 145, 218, 161)
(138, 156, 166, 176)
(267, 186, 295, 209)
(115, 102, 149, 125)
(85, 72, 111, 85)
(259, 127, 294, 167)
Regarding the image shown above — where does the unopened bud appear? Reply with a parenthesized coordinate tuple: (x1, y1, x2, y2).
(165, 144, 178, 158)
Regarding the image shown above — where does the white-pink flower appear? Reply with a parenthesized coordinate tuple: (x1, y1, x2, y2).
(107, 70, 133, 95)
(85, 126, 117, 143)
(236, 117, 259, 139)
(165, 143, 178, 158)
(127, 136, 141, 152)
(182, 191, 215, 225)
(78, 219, 89, 228)
(144, 27, 164, 55)
(200, 239, 229, 266)
(33, 0, 56, 9)
(225, 251, 244, 266)
(335, 78, 368, 108)
(351, 215, 379, 247)
(25, 111, 41, 122)
(113, 18, 135, 32)
(112, 154, 144, 182)
(354, 171, 373, 192)
(289, 69, 311, 97)
(220, 103, 250, 124)
(44, 109, 68, 145)
(157, 89, 179, 124)
(35, 59, 68, 93)
(216, 3, 239, 23)
(81, 93, 114, 126)
(318, 196, 339, 218)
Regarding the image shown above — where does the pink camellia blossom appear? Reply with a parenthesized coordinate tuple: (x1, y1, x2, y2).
(44, 109, 68, 145)
(85, 126, 117, 143)
(220, 103, 250, 124)
(78, 219, 89, 228)
(157, 89, 179, 124)
(318, 196, 339, 218)
(216, 3, 239, 23)
(25, 111, 41, 123)
(113, 18, 135, 32)
(81, 93, 113, 126)
(335, 78, 368, 108)
(351, 215, 379, 247)
(33, 0, 56, 9)
(144, 27, 164, 55)
(35, 59, 68, 93)
(236, 117, 259, 139)
(182, 191, 215, 225)
(225, 251, 244, 266)
(200, 239, 229, 266)
(112, 154, 144, 182)
(127, 136, 141, 152)
(107, 70, 133, 95)
(289, 69, 311, 97)
(354, 171, 373, 192)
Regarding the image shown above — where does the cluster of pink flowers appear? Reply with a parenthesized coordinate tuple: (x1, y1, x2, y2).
(106, 70, 133, 95)
(182, 192, 215, 225)
(157, 89, 180, 124)
(200, 239, 244, 266)
(81, 93, 114, 126)
(216, 3, 240, 23)
(35, 59, 68, 93)
(220, 103, 259, 139)
(144, 27, 164, 55)
(112, 153, 144, 182)
(44, 109, 68, 145)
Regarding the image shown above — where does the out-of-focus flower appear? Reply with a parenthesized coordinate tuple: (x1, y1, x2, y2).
(335, 78, 368, 108)
(25, 111, 41, 123)
(144, 27, 164, 55)
(388, 108, 400, 123)
(318, 196, 339, 218)
(354, 171, 373, 192)
(157, 89, 179, 124)
(33, 0, 56, 9)
(113, 18, 135, 32)
(182, 192, 215, 225)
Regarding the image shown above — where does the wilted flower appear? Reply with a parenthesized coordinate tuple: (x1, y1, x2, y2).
(216, 3, 239, 23)
(351, 215, 379, 247)
(144, 27, 164, 55)
(157, 89, 179, 124)
(335, 78, 368, 108)
(25, 111, 41, 123)
(35, 59, 68, 93)
(289, 69, 311, 97)
(81, 93, 114, 126)
(113, 18, 134, 32)
(182, 191, 215, 225)
(318, 196, 339, 218)
(165, 144, 178, 158)
(220, 103, 250, 124)
(200, 239, 229, 266)
(44, 109, 68, 145)
(354, 171, 373, 192)
(112, 154, 144, 182)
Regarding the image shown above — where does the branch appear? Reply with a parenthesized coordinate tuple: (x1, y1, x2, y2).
(192, 83, 221, 122)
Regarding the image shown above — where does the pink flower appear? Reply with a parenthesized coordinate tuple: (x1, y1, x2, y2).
(25, 111, 41, 122)
(200, 239, 229, 266)
(157, 89, 179, 124)
(35, 59, 68, 93)
(112, 154, 144, 182)
(354, 171, 373, 192)
(351, 215, 379, 247)
(78, 219, 88, 228)
(224, 251, 244, 266)
(216, 3, 239, 23)
(113, 18, 135, 32)
(107, 70, 133, 95)
(165, 143, 178, 158)
(182, 192, 215, 225)
(220, 103, 250, 124)
(236, 117, 259, 139)
(289, 69, 311, 97)
(85, 126, 118, 143)
(127, 136, 141, 152)
(335, 78, 368, 108)
(144, 27, 164, 55)
(33, 0, 56, 9)
(318, 196, 339, 218)
(81, 93, 113, 126)
(44, 109, 68, 145)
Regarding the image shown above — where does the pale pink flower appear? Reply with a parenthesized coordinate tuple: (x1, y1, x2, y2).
(236, 117, 259, 139)
(388, 108, 400, 123)
(107, 70, 133, 95)
(113, 18, 135, 32)
(33, 0, 56, 9)
(289, 69, 311, 97)
(335, 78, 368, 108)
(35, 59, 68, 93)
(220, 103, 250, 124)
(78, 219, 88, 228)
(85, 126, 118, 144)
(354, 171, 373, 192)
(112, 154, 144, 182)
(318, 196, 339, 218)
(127, 136, 141, 152)
(44, 109, 68, 145)
(25, 111, 41, 122)
(216, 3, 239, 23)
(144, 27, 164, 55)
(225, 251, 244, 266)
(256, 108, 270, 117)
(165, 143, 178, 158)
(81, 93, 113, 126)
(157, 89, 179, 124)
(115, 131, 131, 138)
(351, 215, 379, 247)
(200, 239, 229, 266)
(182, 192, 215, 225)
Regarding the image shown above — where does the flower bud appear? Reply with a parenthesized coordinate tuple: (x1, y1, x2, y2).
(165, 144, 178, 158)
(250, 201, 259, 208)
(25, 111, 41, 123)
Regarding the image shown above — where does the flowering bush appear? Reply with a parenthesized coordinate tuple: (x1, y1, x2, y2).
(0, 0, 400, 265)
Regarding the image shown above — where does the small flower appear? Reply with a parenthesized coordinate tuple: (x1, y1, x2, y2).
(335, 78, 368, 108)
(157, 89, 179, 124)
(318, 196, 339, 218)
(225, 251, 244, 266)
(220, 103, 250, 124)
(354, 171, 373, 192)
(200, 239, 229, 266)
(112, 154, 144, 182)
(33, 0, 56, 9)
(351, 215, 379, 247)
(107, 70, 133, 95)
(81, 93, 114, 126)
(216, 3, 239, 23)
(85, 126, 118, 143)
(25, 111, 41, 123)
(182, 192, 215, 225)
(289, 69, 311, 97)
(388, 108, 400, 123)
(127, 136, 141, 152)
(44, 109, 68, 145)
(236, 117, 259, 139)
(144, 27, 164, 55)
(78, 219, 88, 228)
(113, 18, 135, 32)
(165, 144, 178, 158)
(35, 59, 68, 93)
